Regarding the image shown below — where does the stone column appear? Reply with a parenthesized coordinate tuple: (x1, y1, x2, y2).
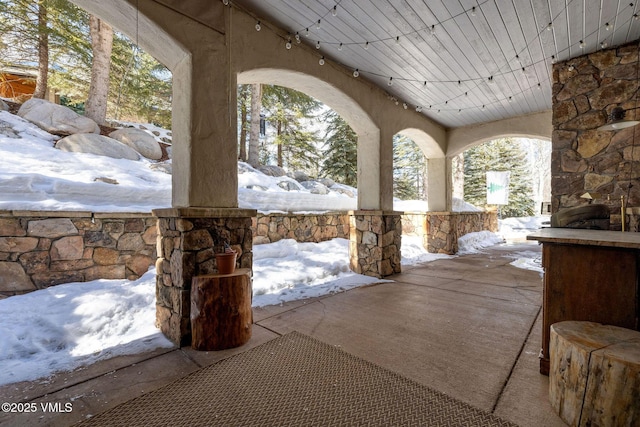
(349, 210, 402, 278)
(153, 208, 256, 346)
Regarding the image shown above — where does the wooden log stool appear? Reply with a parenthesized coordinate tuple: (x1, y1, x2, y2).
(191, 269, 252, 351)
(549, 321, 640, 426)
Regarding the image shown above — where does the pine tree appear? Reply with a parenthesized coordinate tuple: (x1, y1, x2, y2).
(463, 138, 535, 217)
(393, 135, 426, 200)
(320, 110, 357, 186)
(262, 85, 321, 173)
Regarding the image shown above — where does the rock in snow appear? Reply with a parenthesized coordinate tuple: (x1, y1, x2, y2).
(56, 133, 140, 161)
(17, 98, 100, 135)
(109, 128, 163, 160)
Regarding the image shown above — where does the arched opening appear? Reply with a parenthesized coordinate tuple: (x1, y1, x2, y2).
(238, 68, 380, 210)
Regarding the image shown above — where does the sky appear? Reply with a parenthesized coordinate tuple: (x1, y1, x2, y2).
(0, 107, 547, 387)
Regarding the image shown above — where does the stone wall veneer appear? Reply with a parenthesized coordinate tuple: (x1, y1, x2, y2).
(552, 41, 640, 229)
(349, 211, 402, 278)
(153, 208, 256, 346)
(0, 211, 156, 298)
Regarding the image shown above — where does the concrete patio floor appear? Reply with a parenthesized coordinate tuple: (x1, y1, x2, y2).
(0, 241, 565, 427)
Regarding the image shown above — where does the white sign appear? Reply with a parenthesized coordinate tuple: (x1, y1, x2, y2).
(486, 171, 510, 205)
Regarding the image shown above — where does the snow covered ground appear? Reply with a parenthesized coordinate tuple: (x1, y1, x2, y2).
(0, 108, 547, 386)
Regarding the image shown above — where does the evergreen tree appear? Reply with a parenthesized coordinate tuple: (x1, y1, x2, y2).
(393, 135, 426, 200)
(463, 138, 535, 217)
(320, 110, 357, 187)
(262, 85, 321, 173)
(237, 84, 250, 161)
(0, 0, 172, 128)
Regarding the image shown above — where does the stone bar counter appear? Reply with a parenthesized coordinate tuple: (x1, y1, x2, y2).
(526, 228, 640, 374)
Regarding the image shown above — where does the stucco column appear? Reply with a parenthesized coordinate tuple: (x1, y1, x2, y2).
(427, 157, 447, 211)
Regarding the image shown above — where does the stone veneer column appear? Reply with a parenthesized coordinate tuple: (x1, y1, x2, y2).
(152, 208, 256, 346)
(349, 210, 402, 278)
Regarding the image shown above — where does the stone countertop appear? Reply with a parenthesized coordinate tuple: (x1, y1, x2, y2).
(526, 228, 640, 249)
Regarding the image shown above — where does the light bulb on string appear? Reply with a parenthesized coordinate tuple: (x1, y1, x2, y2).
(388, 77, 393, 86)
(332, 5, 337, 17)
(488, 76, 494, 84)
(635, 14, 640, 21)
(364, 41, 369, 50)
(470, 6, 476, 16)
(396, 36, 400, 43)
(508, 96, 513, 102)
(458, 109, 462, 114)
(605, 22, 611, 31)
(319, 56, 325, 65)
(464, 91, 468, 96)
(579, 40, 585, 48)
(600, 41, 608, 49)
(423, 81, 427, 89)
(482, 104, 485, 110)
(353, 69, 359, 78)
(316, 41, 321, 49)
(255, 21, 261, 31)
(305, 28, 309, 37)
(551, 55, 556, 64)
(316, 19, 321, 29)
(295, 32, 301, 43)
(403, 103, 408, 109)
(222, 0, 229, 5)
(285, 38, 292, 50)
(430, 24, 436, 36)
(546, 22, 552, 31)
(537, 83, 542, 90)
(338, 42, 343, 51)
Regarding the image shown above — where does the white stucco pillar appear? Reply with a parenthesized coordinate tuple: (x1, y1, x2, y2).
(357, 128, 393, 211)
(427, 157, 447, 211)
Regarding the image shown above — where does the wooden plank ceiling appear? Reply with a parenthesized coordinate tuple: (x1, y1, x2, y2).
(230, 0, 640, 129)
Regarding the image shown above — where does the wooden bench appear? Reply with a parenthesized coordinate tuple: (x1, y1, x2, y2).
(549, 321, 640, 426)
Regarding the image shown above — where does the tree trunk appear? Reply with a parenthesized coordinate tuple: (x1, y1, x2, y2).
(33, 0, 48, 100)
(238, 86, 248, 161)
(248, 83, 262, 167)
(85, 15, 113, 125)
(191, 269, 253, 351)
(276, 120, 283, 167)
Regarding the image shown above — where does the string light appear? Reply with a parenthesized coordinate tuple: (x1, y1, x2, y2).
(579, 40, 585, 48)
(305, 28, 309, 37)
(605, 22, 611, 31)
(403, 103, 408, 109)
(601, 41, 608, 49)
(319, 56, 325, 65)
(470, 6, 476, 16)
(396, 36, 400, 43)
(364, 41, 369, 50)
(546, 22, 552, 31)
(430, 24, 436, 36)
(332, 5, 337, 17)
(388, 77, 393, 86)
(316, 19, 321, 29)
(255, 21, 261, 31)
(295, 32, 301, 43)
(285, 37, 292, 49)
(353, 69, 359, 77)
(222, 0, 229, 5)
(338, 42, 343, 51)
(635, 14, 640, 21)
(423, 81, 427, 89)
(316, 40, 321, 49)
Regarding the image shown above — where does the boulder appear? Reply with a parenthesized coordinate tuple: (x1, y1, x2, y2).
(149, 162, 172, 174)
(17, 98, 100, 135)
(109, 128, 163, 160)
(0, 99, 8, 111)
(300, 180, 330, 194)
(56, 133, 140, 161)
(288, 170, 310, 182)
(318, 177, 335, 187)
(257, 165, 286, 177)
(277, 180, 303, 191)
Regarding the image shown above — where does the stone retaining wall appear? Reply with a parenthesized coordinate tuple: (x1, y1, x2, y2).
(0, 210, 156, 298)
(1, 209, 499, 298)
(253, 212, 349, 244)
(424, 211, 499, 254)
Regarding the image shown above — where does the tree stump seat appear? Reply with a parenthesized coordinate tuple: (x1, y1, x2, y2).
(190, 269, 252, 351)
(549, 321, 640, 426)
